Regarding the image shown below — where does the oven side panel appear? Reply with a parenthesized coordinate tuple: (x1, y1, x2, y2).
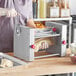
(14, 26, 35, 61)
(61, 24, 67, 56)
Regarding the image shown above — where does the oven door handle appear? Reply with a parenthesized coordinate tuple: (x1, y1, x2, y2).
(16, 25, 21, 36)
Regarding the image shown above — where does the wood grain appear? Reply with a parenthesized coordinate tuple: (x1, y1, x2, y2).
(0, 49, 75, 76)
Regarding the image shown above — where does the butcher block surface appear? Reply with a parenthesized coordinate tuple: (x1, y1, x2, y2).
(0, 49, 76, 76)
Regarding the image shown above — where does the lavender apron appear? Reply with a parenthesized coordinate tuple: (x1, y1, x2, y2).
(0, 0, 33, 52)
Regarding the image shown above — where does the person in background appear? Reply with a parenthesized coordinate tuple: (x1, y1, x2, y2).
(0, 0, 36, 52)
(0, 0, 49, 53)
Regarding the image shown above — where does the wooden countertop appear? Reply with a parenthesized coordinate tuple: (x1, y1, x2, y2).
(0, 49, 76, 76)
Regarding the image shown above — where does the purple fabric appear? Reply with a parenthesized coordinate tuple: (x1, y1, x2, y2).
(0, 0, 33, 52)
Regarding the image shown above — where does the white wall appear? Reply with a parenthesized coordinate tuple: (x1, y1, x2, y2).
(69, 0, 76, 15)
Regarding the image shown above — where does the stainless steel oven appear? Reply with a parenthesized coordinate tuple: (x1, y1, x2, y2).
(14, 22, 67, 61)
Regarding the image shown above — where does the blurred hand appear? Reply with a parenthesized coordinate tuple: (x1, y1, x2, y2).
(7, 9, 17, 17)
(26, 19, 36, 28)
